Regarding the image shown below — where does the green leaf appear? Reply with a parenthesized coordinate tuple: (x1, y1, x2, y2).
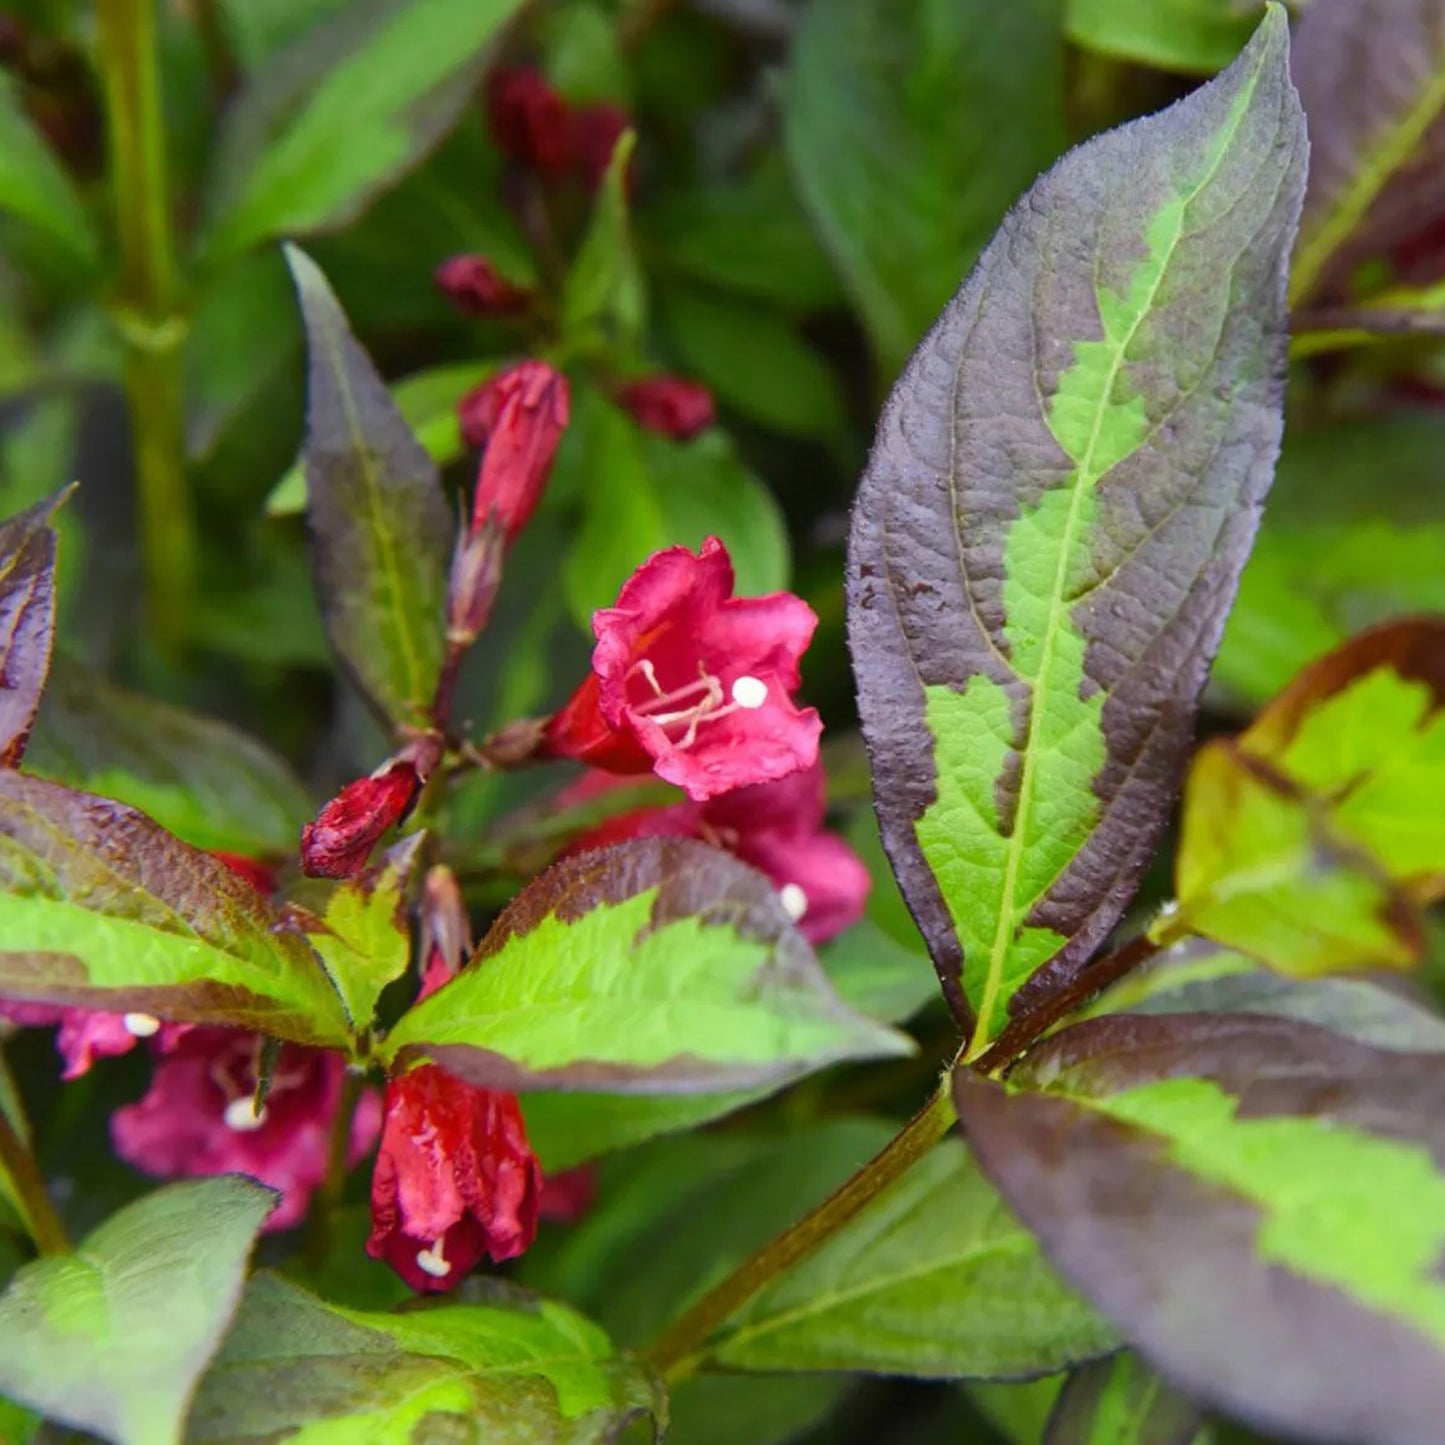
(846, 12, 1307, 1047)
(1213, 415, 1445, 705)
(709, 1137, 1116, 1377)
(265, 359, 495, 516)
(382, 837, 911, 1092)
(0, 490, 67, 769)
(817, 917, 939, 1027)
(562, 132, 645, 353)
(1162, 620, 1445, 973)
(302, 835, 420, 1030)
(643, 429, 791, 597)
(288, 246, 453, 728)
(0, 1177, 275, 1445)
(184, 251, 301, 467)
(1043, 1353, 1204, 1445)
(562, 390, 668, 631)
(189, 1272, 663, 1444)
(0, 75, 98, 277)
(661, 1377, 844, 1445)
(25, 656, 311, 856)
(1237, 619, 1445, 890)
(522, 1088, 766, 1174)
(532, 1119, 895, 1347)
(202, 0, 527, 260)
(1066, 0, 1260, 74)
(954, 1010, 1445, 1445)
(784, 0, 1066, 377)
(655, 284, 847, 444)
(561, 391, 792, 632)
(1160, 737, 1422, 975)
(1290, 0, 1445, 305)
(0, 772, 353, 1046)
(642, 156, 846, 313)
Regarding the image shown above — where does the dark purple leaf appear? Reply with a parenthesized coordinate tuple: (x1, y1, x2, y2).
(847, 11, 1307, 1046)
(955, 1011, 1445, 1445)
(0, 490, 69, 769)
(288, 245, 453, 729)
(1291, 0, 1445, 305)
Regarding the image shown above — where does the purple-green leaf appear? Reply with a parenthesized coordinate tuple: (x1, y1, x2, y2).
(0, 772, 353, 1046)
(955, 1011, 1445, 1445)
(382, 838, 911, 1093)
(1043, 1353, 1203, 1445)
(0, 491, 69, 770)
(847, 9, 1306, 1049)
(1158, 619, 1445, 974)
(288, 245, 453, 729)
(1290, 0, 1445, 307)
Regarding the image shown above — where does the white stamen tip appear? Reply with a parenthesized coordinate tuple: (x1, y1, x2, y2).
(223, 1096, 268, 1132)
(123, 1012, 160, 1038)
(779, 883, 809, 922)
(415, 1242, 451, 1279)
(730, 675, 768, 709)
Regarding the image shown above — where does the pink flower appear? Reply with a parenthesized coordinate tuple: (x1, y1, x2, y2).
(0, 1002, 153, 1079)
(566, 763, 869, 943)
(467, 361, 570, 542)
(111, 1029, 381, 1231)
(569, 103, 631, 193)
(619, 375, 714, 439)
(435, 254, 532, 316)
(487, 67, 572, 175)
(542, 538, 821, 801)
(367, 1065, 541, 1292)
(300, 744, 435, 880)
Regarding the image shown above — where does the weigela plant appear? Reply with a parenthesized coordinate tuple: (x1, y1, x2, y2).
(1, 4, 1445, 1444)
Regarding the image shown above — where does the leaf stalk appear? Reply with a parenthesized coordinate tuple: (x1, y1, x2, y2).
(644, 1079, 957, 1381)
(0, 1100, 69, 1257)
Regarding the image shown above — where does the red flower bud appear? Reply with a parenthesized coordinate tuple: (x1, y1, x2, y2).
(447, 517, 506, 646)
(570, 103, 632, 193)
(618, 376, 715, 440)
(470, 361, 570, 543)
(300, 759, 425, 880)
(367, 1065, 541, 1292)
(487, 67, 572, 176)
(435, 254, 532, 317)
(210, 852, 277, 896)
(421, 865, 471, 979)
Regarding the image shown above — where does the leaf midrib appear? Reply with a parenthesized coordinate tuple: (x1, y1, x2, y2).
(314, 292, 429, 719)
(968, 61, 1265, 1054)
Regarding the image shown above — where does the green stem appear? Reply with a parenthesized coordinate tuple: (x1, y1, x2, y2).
(645, 1081, 957, 1382)
(95, 0, 195, 650)
(0, 1104, 68, 1256)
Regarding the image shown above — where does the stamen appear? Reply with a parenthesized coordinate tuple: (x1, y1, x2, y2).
(779, 883, 809, 922)
(730, 675, 768, 709)
(415, 1240, 451, 1279)
(123, 1012, 161, 1038)
(223, 1096, 268, 1132)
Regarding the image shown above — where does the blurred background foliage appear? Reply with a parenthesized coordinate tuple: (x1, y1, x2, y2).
(0, 1, 1441, 1440)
